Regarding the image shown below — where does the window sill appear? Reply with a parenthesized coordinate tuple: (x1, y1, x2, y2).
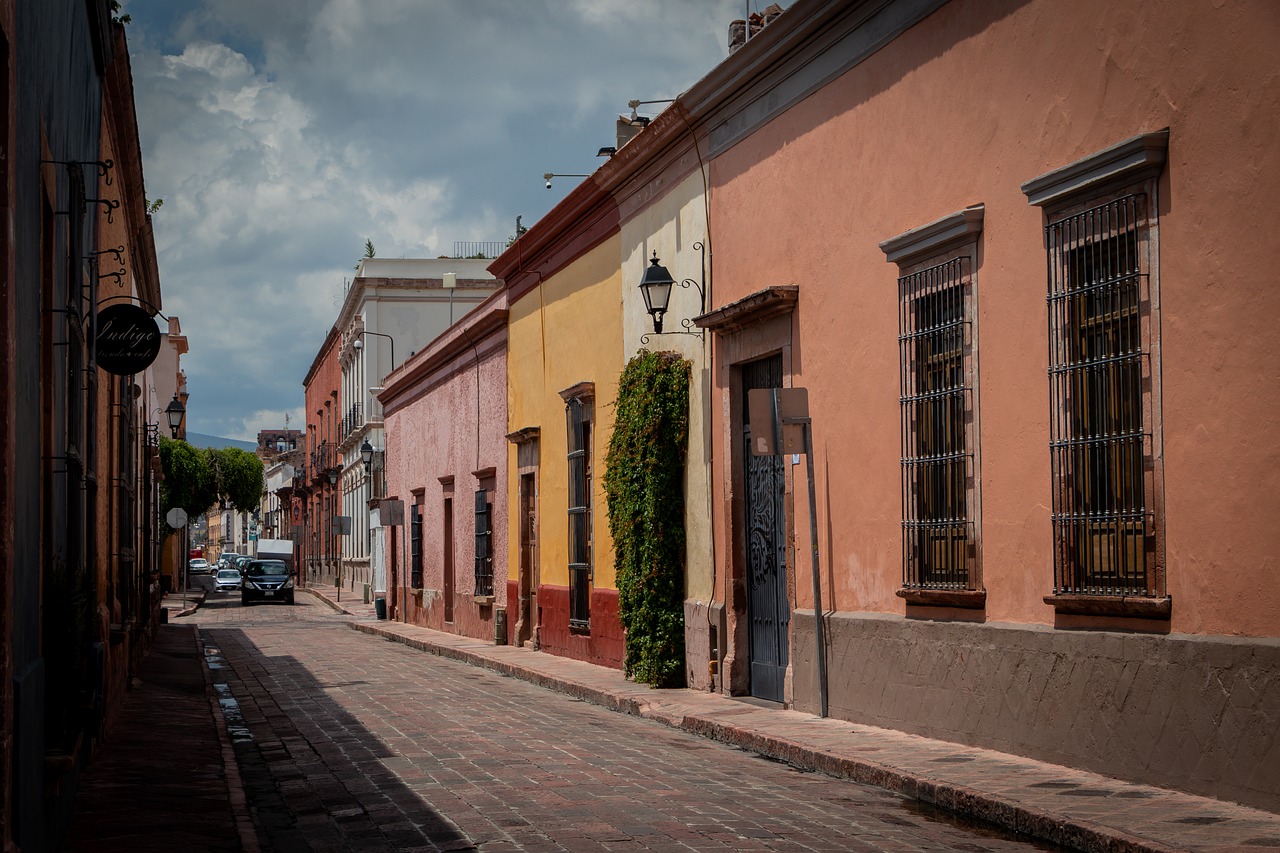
(896, 588, 986, 609)
(1044, 593, 1171, 619)
(473, 595, 494, 606)
(569, 620, 591, 636)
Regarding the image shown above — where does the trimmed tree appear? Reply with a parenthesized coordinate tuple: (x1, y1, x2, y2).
(604, 350, 691, 687)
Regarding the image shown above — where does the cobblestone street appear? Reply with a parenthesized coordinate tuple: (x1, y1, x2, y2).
(193, 594, 1054, 852)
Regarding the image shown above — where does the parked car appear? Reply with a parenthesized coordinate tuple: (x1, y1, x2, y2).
(217, 552, 238, 569)
(188, 558, 211, 575)
(240, 560, 295, 606)
(214, 568, 242, 591)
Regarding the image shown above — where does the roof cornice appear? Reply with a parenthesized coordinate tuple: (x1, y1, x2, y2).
(488, 177, 618, 302)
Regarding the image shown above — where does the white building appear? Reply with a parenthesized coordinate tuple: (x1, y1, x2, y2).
(333, 257, 502, 600)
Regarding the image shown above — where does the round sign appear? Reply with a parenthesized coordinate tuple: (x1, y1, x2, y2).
(96, 303, 162, 376)
(166, 507, 188, 528)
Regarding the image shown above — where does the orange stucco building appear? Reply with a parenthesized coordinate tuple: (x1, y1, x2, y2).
(674, 0, 1279, 810)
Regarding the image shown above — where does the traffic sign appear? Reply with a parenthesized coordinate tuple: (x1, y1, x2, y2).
(166, 507, 188, 528)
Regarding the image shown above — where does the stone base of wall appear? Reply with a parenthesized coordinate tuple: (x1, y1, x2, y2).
(538, 585, 623, 669)
(684, 599, 716, 690)
(789, 610, 1280, 811)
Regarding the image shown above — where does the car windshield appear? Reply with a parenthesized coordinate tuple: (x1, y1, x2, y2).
(216, 570, 239, 579)
(247, 561, 288, 578)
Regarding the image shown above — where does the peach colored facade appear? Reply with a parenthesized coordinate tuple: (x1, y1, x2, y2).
(380, 293, 509, 641)
(684, 0, 1279, 810)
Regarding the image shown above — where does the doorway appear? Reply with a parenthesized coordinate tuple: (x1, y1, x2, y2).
(517, 472, 539, 646)
(443, 496, 454, 623)
(742, 355, 789, 702)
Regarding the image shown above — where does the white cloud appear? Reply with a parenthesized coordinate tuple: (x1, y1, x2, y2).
(122, 0, 750, 439)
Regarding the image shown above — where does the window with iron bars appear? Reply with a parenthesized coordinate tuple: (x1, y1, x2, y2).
(566, 396, 593, 632)
(898, 257, 978, 593)
(473, 488, 493, 596)
(1045, 194, 1159, 598)
(410, 501, 423, 589)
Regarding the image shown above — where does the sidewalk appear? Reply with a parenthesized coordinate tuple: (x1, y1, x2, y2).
(304, 585, 1280, 853)
(63, 621, 254, 853)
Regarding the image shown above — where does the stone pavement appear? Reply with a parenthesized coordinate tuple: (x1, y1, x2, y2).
(66, 583, 1280, 852)
(304, 585, 1280, 853)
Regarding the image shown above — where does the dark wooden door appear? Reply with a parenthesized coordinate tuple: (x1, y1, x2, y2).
(742, 355, 788, 702)
(443, 497, 454, 623)
(518, 472, 538, 646)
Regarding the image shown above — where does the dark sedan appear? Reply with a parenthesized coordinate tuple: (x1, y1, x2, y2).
(240, 559, 295, 606)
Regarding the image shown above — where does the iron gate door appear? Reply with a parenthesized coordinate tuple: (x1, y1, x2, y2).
(742, 355, 788, 702)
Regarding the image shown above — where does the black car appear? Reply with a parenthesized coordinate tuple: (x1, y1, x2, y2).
(240, 559, 295, 606)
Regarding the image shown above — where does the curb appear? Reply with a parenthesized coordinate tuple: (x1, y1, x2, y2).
(195, 625, 262, 853)
(675, 716, 1178, 853)
(302, 587, 352, 615)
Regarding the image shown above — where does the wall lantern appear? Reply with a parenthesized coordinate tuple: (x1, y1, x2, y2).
(637, 240, 705, 345)
(165, 394, 186, 438)
(359, 439, 375, 473)
(327, 467, 339, 485)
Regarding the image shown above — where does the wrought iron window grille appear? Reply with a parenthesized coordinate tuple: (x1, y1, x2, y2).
(898, 257, 977, 591)
(1045, 193, 1154, 597)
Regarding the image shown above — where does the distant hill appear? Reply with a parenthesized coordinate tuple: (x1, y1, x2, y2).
(185, 432, 257, 452)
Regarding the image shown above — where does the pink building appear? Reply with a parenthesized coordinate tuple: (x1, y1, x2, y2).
(680, 0, 1279, 809)
(380, 292, 510, 641)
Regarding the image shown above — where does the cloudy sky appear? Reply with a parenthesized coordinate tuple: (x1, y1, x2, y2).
(121, 0, 753, 440)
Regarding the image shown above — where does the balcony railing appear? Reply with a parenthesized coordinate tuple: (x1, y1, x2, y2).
(339, 403, 361, 440)
(452, 240, 506, 260)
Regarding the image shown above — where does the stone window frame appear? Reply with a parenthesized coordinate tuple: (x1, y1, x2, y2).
(560, 382, 595, 634)
(1022, 130, 1170, 619)
(880, 205, 986, 609)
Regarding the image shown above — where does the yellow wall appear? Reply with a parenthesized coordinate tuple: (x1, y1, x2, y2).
(506, 235, 624, 591)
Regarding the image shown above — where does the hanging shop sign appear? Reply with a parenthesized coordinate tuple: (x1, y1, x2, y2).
(96, 302, 162, 375)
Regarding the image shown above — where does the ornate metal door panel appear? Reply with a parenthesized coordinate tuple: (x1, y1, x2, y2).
(742, 356, 788, 702)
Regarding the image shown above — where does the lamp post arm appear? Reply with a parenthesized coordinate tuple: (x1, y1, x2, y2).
(360, 330, 396, 370)
(678, 240, 707, 315)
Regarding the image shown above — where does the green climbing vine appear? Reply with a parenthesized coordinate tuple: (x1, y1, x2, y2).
(604, 350, 691, 687)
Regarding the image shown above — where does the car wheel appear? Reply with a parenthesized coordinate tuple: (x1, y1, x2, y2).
(285, 595, 295, 605)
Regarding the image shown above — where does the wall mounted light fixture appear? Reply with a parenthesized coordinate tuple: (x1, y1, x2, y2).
(165, 394, 186, 438)
(352, 330, 396, 371)
(543, 172, 589, 190)
(627, 99, 675, 121)
(638, 240, 705, 346)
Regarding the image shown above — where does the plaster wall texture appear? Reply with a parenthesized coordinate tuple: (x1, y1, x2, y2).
(789, 611, 1280, 812)
(619, 170, 718, 687)
(505, 236, 624, 596)
(382, 308, 508, 641)
(708, 0, 1280, 637)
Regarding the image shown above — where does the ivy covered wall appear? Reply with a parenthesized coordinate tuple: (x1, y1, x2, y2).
(604, 350, 691, 686)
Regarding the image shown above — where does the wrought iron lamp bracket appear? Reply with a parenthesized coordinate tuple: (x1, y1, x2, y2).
(42, 158, 114, 185)
(640, 240, 706, 347)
